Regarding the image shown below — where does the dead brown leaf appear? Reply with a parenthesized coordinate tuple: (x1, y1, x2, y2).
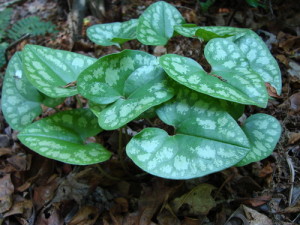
(138, 179, 177, 225)
(0, 174, 14, 213)
(288, 132, 300, 145)
(3, 199, 33, 219)
(35, 205, 64, 225)
(265, 82, 281, 98)
(172, 183, 216, 216)
(289, 92, 300, 111)
(33, 175, 60, 210)
(243, 205, 273, 225)
(67, 205, 100, 225)
(242, 195, 272, 207)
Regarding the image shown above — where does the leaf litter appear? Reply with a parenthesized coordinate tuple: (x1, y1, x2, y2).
(0, 0, 299, 224)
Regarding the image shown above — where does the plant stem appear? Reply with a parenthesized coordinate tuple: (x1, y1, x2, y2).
(95, 164, 121, 181)
(75, 95, 83, 108)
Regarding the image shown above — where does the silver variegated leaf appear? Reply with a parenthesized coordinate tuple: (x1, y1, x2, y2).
(126, 88, 250, 179)
(137, 1, 185, 45)
(87, 19, 138, 46)
(18, 109, 111, 165)
(23, 45, 96, 98)
(78, 49, 174, 130)
(236, 113, 281, 166)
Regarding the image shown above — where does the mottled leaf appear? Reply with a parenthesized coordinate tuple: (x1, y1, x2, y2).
(1, 52, 43, 130)
(87, 19, 138, 47)
(160, 43, 268, 107)
(18, 109, 111, 165)
(22, 45, 96, 98)
(126, 88, 250, 179)
(78, 50, 174, 130)
(233, 31, 282, 95)
(236, 114, 281, 166)
(137, 1, 185, 45)
(1, 52, 65, 130)
(175, 26, 281, 94)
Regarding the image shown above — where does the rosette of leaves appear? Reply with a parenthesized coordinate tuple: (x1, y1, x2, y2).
(18, 109, 111, 165)
(126, 88, 281, 179)
(77, 49, 174, 130)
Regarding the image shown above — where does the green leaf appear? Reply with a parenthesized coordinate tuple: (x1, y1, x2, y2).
(174, 25, 246, 40)
(159, 41, 268, 107)
(18, 109, 111, 165)
(22, 45, 96, 98)
(137, 1, 185, 45)
(233, 31, 282, 95)
(87, 19, 138, 47)
(236, 113, 281, 166)
(205, 38, 269, 107)
(78, 50, 174, 130)
(126, 88, 250, 179)
(1, 52, 43, 130)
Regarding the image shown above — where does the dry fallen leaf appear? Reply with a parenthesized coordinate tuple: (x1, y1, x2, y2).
(68, 205, 100, 225)
(289, 92, 300, 111)
(0, 174, 14, 213)
(172, 183, 216, 216)
(288, 132, 300, 144)
(243, 205, 273, 225)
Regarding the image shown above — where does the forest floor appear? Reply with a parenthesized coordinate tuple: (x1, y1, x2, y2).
(0, 0, 299, 224)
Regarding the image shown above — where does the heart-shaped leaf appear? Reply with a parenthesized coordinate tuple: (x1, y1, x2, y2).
(233, 31, 282, 95)
(1, 52, 43, 130)
(1, 52, 64, 130)
(87, 19, 138, 47)
(236, 113, 281, 166)
(18, 109, 111, 165)
(126, 88, 250, 179)
(174, 26, 281, 95)
(160, 38, 268, 107)
(78, 49, 174, 130)
(137, 1, 185, 45)
(22, 45, 96, 98)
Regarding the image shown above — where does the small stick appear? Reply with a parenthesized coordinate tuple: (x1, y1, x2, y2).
(286, 154, 295, 206)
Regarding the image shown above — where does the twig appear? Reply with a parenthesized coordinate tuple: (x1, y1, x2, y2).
(5, 33, 30, 62)
(286, 153, 295, 206)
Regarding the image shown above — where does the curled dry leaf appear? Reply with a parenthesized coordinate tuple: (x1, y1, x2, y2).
(265, 82, 281, 98)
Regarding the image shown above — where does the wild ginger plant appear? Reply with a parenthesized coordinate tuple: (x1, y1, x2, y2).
(1, 1, 282, 179)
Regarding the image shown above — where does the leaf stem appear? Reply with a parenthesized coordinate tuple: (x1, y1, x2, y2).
(95, 164, 121, 181)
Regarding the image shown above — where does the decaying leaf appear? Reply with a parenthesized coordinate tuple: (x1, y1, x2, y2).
(68, 205, 100, 225)
(0, 174, 14, 213)
(243, 205, 273, 225)
(172, 183, 216, 216)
